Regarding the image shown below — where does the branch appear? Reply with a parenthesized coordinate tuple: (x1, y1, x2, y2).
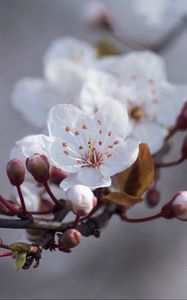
(0, 203, 116, 237)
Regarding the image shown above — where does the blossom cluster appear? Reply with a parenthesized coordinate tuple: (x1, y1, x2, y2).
(0, 32, 186, 269)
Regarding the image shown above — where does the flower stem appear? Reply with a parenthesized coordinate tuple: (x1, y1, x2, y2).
(111, 30, 146, 51)
(120, 212, 162, 223)
(16, 185, 27, 216)
(28, 209, 54, 215)
(0, 251, 14, 257)
(43, 182, 62, 207)
(156, 156, 185, 168)
(165, 127, 178, 142)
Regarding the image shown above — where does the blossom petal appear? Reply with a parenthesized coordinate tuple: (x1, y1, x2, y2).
(133, 122, 167, 154)
(156, 82, 187, 127)
(60, 167, 111, 191)
(99, 138, 139, 176)
(111, 51, 167, 82)
(79, 69, 124, 114)
(11, 78, 62, 128)
(48, 103, 96, 140)
(44, 36, 97, 66)
(94, 101, 130, 140)
(10, 134, 52, 161)
(44, 57, 85, 104)
(47, 137, 83, 173)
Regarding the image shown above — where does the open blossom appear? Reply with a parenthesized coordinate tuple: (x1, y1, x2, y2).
(83, 51, 187, 153)
(45, 101, 139, 191)
(132, 0, 187, 28)
(44, 36, 97, 66)
(11, 37, 97, 128)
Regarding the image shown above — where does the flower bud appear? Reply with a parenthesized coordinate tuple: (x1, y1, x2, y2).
(6, 159, 25, 186)
(146, 189, 160, 208)
(65, 184, 97, 216)
(172, 191, 187, 220)
(58, 229, 82, 249)
(83, 1, 113, 31)
(50, 167, 67, 185)
(176, 102, 187, 130)
(181, 136, 187, 159)
(26, 154, 50, 183)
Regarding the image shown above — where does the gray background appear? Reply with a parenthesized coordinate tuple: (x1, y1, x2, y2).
(0, 0, 187, 299)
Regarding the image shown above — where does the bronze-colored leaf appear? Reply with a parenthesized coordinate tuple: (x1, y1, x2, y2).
(116, 143, 154, 197)
(103, 192, 142, 208)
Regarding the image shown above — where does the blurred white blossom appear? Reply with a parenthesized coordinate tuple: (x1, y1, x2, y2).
(83, 51, 187, 153)
(11, 37, 97, 128)
(133, 0, 187, 28)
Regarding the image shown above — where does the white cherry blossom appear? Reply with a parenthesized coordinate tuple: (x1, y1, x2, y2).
(11, 37, 97, 128)
(132, 0, 187, 28)
(44, 36, 97, 66)
(82, 51, 187, 153)
(46, 101, 139, 191)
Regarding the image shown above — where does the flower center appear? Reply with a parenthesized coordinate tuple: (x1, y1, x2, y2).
(130, 106, 146, 122)
(82, 149, 104, 168)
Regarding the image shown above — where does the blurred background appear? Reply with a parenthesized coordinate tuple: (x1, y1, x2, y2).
(0, 0, 187, 298)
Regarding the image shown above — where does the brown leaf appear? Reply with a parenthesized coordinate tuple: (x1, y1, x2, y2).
(103, 192, 142, 208)
(117, 143, 154, 197)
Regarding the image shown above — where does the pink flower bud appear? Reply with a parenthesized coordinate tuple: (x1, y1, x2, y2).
(181, 136, 187, 159)
(26, 154, 50, 183)
(172, 191, 187, 220)
(83, 1, 113, 31)
(176, 102, 187, 130)
(146, 189, 160, 208)
(6, 159, 25, 186)
(59, 229, 82, 249)
(65, 184, 97, 216)
(50, 167, 67, 185)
